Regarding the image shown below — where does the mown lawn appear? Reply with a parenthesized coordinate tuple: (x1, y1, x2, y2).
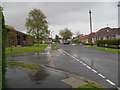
(6, 44, 48, 55)
(75, 44, 119, 53)
(51, 44, 59, 50)
(6, 61, 39, 70)
(87, 46, 120, 53)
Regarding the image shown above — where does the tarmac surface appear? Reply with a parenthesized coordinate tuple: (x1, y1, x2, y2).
(4, 44, 119, 89)
(50, 43, 118, 88)
(4, 65, 72, 88)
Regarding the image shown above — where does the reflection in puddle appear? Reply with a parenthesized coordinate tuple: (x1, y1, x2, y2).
(28, 67, 49, 84)
(6, 51, 48, 65)
(4, 65, 71, 88)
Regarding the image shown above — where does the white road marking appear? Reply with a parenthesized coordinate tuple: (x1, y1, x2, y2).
(98, 73, 105, 78)
(59, 48, 117, 87)
(91, 69, 98, 73)
(79, 61, 83, 63)
(83, 63, 87, 66)
(86, 66, 92, 69)
(106, 79, 116, 85)
(58, 49, 66, 55)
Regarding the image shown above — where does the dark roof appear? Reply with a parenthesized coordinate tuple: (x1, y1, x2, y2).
(88, 32, 96, 38)
(6, 28, 27, 36)
(94, 27, 120, 37)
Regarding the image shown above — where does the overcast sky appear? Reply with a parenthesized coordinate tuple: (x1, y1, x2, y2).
(2, 2, 118, 37)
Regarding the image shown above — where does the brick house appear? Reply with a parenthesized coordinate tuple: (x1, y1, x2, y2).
(6, 28, 34, 47)
(85, 27, 120, 44)
(80, 35, 89, 43)
(93, 27, 120, 42)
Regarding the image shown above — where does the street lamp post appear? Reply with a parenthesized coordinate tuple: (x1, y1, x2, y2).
(89, 10, 92, 34)
(89, 10, 93, 46)
(89, 10, 94, 67)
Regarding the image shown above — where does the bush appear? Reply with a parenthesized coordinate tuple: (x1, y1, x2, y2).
(1, 7, 7, 84)
(97, 39, 120, 45)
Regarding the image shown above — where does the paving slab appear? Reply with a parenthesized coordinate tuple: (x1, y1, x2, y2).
(61, 77, 87, 88)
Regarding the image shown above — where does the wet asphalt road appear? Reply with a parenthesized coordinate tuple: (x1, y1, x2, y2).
(50, 43, 118, 88)
(5, 44, 118, 88)
(4, 65, 71, 88)
(6, 51, 48, 65)
(5, 45, 72, 88)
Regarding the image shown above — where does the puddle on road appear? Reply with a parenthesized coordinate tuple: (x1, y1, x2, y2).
(6, 51, 48, 65)
(4, 65, 71, 88)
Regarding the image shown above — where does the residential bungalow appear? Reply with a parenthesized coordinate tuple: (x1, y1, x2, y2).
(84, 27, 120, 44)
(6, 28, 34, 47)
(80, 35, 89, 44)
(93, 27, 120, 42)
(45, 38, 52, 44)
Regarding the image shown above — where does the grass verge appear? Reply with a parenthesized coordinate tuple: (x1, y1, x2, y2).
(6, 44, 48, 55)
(86, 46, 120, 53)
(51, 44, 59, 50)
(6, 61, 39, 70)
(75, 44, 86, 46)
(75, 44, 119, 53)
(75, 82, 106, 90)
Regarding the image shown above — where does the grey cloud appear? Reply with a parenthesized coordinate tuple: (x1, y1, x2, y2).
(2, 2, 118, 36)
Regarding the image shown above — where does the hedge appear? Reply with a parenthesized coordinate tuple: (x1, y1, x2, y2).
(97, 39, 120, 45)
(1, 6, 7, 84)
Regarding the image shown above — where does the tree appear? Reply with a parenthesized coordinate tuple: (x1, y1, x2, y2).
(59, 28, 73, 39)
(5, 25, 15, 30)
(25, 9, 49, 45)
(55, 35, 59, 42)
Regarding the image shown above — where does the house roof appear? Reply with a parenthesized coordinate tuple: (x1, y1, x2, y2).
(6, 28, 27, 36)
(80, 35, 89, 39)
(88, 32, 96, 38)
(94, 27, 120, 37)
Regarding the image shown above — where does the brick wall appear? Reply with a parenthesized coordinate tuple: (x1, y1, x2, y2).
(6, 29, 33, 47)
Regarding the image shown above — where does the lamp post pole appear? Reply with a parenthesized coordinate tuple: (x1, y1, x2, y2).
(89, 10, 92, 34)
(89, 10, 94, 67)
(89, 10, 93, 46)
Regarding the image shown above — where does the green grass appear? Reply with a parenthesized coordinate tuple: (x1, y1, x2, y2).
(75, 82, 106, 90)
(86, 46, 120, 53)
(78, 84, 104, 88)
(6, 61, 39, 70)
(75, 44, 86, 46)
(75, 44, 119, 53)
(51, 44, 59, 50)
(6, 44, 48, 55)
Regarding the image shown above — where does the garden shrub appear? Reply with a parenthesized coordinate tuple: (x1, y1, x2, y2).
(1, 6, 7, 84)
(97, 39, 120, 45)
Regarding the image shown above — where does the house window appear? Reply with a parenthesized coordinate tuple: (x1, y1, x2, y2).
(100, 37, 103, 40)
(23, 36, 26, 40)
(103, 37, 106, 40)
(106, 36, 109, 40)
(107, 30, 109, 32)
(17, 40, 21, 45)
(17, 36, 21, 45)
(17, 36, 20, 39)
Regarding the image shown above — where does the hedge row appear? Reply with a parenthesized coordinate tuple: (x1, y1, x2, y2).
(1, 6, 7, 84)
(97, 39, 120, 45)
